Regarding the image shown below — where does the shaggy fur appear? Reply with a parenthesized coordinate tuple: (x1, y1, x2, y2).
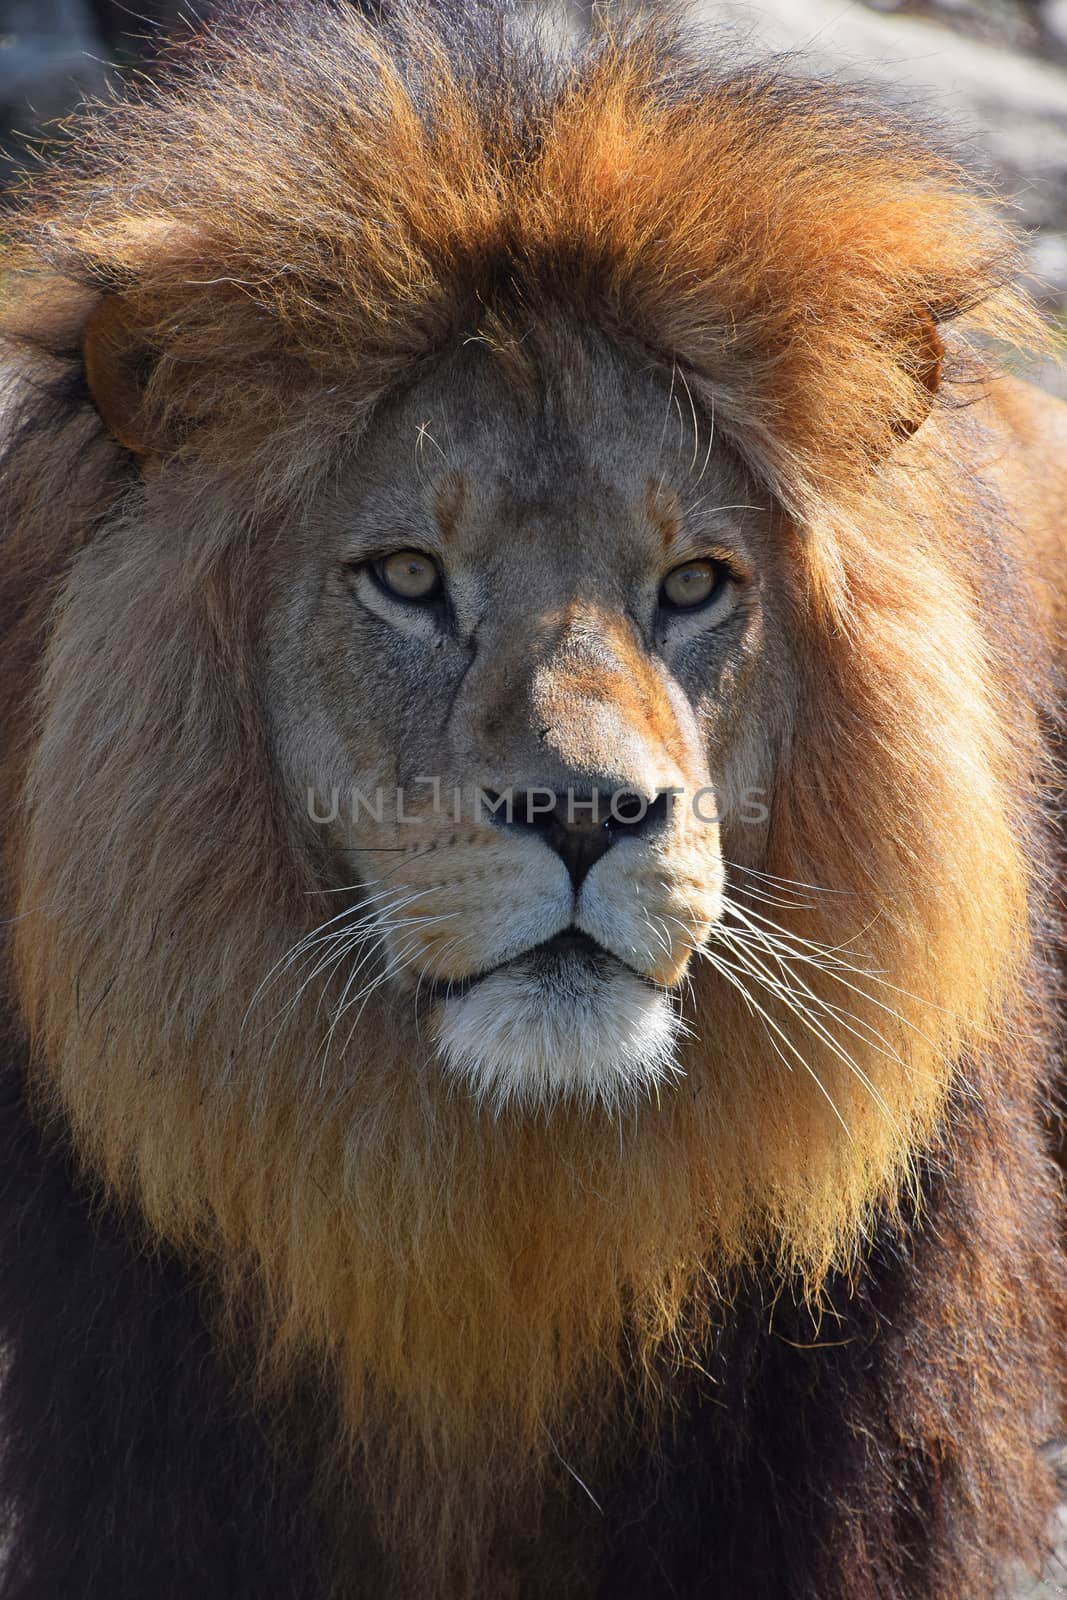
(0, 3, 1065, 1596)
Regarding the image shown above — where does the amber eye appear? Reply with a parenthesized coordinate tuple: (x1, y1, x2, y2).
(374, 549, 442, 603)
(660, 558, 725, 611)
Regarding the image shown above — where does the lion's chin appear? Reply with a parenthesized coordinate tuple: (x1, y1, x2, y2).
(433, 938, 684, 1114)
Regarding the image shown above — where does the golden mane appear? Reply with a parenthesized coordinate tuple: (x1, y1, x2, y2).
(0, 2, 1053, 1585)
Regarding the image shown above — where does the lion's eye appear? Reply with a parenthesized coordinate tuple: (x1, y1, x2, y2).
(374, 549, 442, 603)
(660, 559, 725, 611)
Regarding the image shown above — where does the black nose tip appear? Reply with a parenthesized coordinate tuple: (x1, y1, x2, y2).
(483, 789, 671, 890)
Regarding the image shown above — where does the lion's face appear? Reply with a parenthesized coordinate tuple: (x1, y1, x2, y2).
(262, 331, 782, 1110)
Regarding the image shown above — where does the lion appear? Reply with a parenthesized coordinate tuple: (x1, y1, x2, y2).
(0, 2, 1065, 1596)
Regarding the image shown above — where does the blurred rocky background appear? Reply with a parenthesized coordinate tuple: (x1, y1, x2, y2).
(1, 0, 1066, 1584)
(0, 5, 193, 176)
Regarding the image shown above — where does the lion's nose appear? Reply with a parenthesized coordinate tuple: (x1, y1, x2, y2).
(483, 789, 671, 891)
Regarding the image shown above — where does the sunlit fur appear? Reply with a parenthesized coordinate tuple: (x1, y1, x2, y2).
(0, 3, 1063, 1592)
(437, 958, 684, 1113)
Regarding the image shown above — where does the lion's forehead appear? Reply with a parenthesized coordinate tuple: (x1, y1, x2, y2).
(331, 333, 749, 575)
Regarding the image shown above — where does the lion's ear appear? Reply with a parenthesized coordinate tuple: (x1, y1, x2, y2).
(892, 308, 945, 441)
(82, 296, 159, 457)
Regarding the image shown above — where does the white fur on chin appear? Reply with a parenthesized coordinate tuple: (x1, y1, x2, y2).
(434, 954, 684, 1114)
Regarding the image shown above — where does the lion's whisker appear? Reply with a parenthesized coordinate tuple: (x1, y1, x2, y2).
(247, 893, 398, 1011)
(714, 930, 903, 1138)
(722, 924, 892, 1030)
(731, 897, 889, 963)
(679, 495, 762, 519)
(677, 365, 701, 476)
(323, 913, 459, 1048)
(658, 359, 678, 461)
(331, 916, 460, 1035)
(317, 937, 417, 1082)
(692, 391, 715, 487)
(697, 944, 855, 1143)
(668, 912, 883, 1131)
(265, 929, 391, 1070)
(246, 887, 439, 1023)
(726, 878, 821, 913)
(640, 909, 674, 964)
(303, 909, 454, 1026)
(251, 896, 449, 1068)
(721, 899, 952, 1047)
(724, 862, 851, 898)
(329, 931, 443, 1070)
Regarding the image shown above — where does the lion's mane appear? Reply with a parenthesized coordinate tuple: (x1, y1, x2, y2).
(0, 4, 1064, 1594)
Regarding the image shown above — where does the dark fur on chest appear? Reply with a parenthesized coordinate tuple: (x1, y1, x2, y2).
(0, 1027, 1062, 1600)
